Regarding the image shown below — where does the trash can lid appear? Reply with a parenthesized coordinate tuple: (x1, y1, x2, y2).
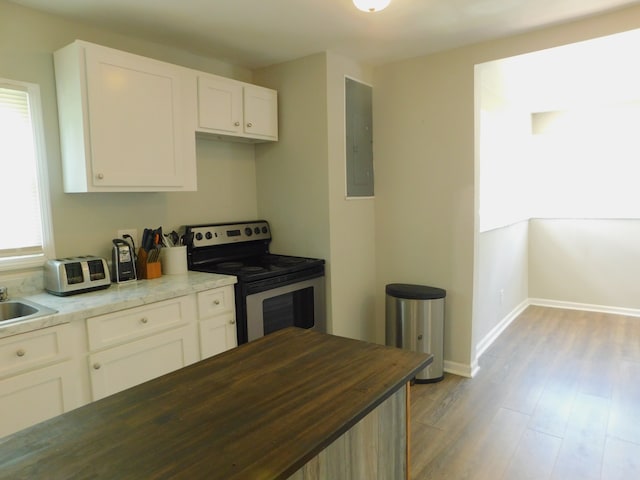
(385, 283, 446, 300)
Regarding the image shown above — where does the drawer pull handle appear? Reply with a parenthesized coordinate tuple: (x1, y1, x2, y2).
(213, 300, 220, 306)
(247, 122, 253, 128)
(234, 121, 240, 126)
(141, 317, 149, 324)
(93, 363, 101, 370)
(229, 319, 236, 325)
(16, 349, 25, 357)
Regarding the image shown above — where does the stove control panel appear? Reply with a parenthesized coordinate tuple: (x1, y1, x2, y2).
(188, 221, 271, 247)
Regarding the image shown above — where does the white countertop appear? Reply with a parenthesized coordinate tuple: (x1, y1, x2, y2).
(0, 272, 236, 339)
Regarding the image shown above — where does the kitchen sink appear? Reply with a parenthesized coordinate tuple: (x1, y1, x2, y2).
(0, 299, 58, 324)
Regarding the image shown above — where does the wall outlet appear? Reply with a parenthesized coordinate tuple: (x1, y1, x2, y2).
(117, 229, 138, 249)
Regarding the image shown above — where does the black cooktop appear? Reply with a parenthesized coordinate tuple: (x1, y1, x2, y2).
(185, 221, 325, 283)
(192, 254, 325, 282)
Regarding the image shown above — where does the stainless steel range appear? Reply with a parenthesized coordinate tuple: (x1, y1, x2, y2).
(184, 220, 326, 344)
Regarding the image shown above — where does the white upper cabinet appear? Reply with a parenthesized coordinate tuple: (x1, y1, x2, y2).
(197, 73, 278, 142)
(243, 85, 279, 139)
(197, 75, 243, 135)
(54, 40, 197, 192)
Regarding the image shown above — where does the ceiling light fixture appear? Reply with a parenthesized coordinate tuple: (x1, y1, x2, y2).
(353, 0, 391, 13)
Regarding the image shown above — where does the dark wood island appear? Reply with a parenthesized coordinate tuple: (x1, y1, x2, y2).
(0, 327, 431, 479)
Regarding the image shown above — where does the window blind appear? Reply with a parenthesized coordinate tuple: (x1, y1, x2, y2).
(0, 85, 44, 258)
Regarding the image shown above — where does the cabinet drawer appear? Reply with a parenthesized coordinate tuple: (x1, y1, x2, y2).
(87, 296, 196, 351)
(0, 325, 70, 378)
(197, 286, 234, 319)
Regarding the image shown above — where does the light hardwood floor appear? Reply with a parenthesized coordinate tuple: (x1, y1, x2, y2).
(410, 305, 640, 479)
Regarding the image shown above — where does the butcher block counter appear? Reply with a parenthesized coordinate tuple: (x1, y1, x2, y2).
(0, 327, 431, 480)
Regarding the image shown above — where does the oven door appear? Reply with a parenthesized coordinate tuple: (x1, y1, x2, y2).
(245, 276, 326, 342)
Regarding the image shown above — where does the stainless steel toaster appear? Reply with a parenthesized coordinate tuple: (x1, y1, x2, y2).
(44, 256, 111, 296)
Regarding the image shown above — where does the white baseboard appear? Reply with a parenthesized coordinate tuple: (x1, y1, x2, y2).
(528, 298, 640, 318)
(475, 299, 529, 360)
(444, 360, 476, 378)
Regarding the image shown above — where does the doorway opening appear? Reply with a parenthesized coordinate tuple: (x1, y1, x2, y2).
(473, 28, 640, 367)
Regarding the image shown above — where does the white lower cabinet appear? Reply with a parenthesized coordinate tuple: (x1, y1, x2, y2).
(0, 325, 79, 438)
(1, 285, 237, 438)
(200, 312, 237, 359)
(0, 362, 76, 438)
(88, 324, 198, 401)
(197, 286, 237, 359)
(86, 296, 199, 401)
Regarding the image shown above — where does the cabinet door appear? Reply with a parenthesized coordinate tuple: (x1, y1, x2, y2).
(243, 85, 278, 140)
(200, 312, 237, 359)
(0, 361, 77, 438)
(84, 44, 185, 188)
(88, 323, 198, 401)
(197, 75, 243, 134)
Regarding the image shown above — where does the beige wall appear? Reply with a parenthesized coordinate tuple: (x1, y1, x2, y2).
(252, 54, 332, 327)
(4, 0, 640, 366)
(2, 0, 378, 344)
(373, 4, 640, 369)
(325, 53, 376, 341)
(373, 50, 476, 369)
(0, 1, 258, 262)
(253, 54, 330, 260)
(254, 52, 377, 341)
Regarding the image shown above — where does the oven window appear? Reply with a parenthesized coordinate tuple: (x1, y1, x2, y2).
(263, 287, 315, 335)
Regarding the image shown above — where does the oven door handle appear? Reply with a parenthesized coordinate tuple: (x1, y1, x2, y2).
(244, 266, 325, 296)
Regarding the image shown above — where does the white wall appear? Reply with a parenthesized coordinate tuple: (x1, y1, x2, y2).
(530, 103, 640, 219)
(476, 60, 533, 232)
(473, 222, 528, 360)
(0, 1, 258, 263)
(472, 58, 532, 363)
(529, 219, 640, 310)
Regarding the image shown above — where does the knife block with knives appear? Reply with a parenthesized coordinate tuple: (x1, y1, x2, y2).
(137, 227, 163, 279)
(136, 247, 162, 279)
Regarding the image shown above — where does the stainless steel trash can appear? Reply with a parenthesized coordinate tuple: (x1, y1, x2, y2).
(385, 283, 446, 383)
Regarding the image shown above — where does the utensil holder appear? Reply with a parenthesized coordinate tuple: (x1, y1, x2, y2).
(136, 248, 162, 279)
(161, 246, 188, 275)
